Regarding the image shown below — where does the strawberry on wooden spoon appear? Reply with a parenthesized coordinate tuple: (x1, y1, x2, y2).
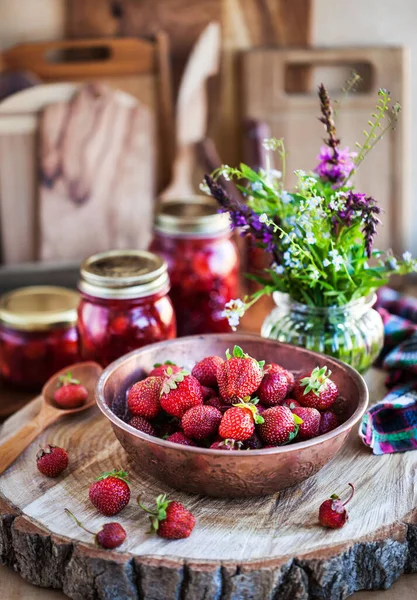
(53, 372, 88, 409)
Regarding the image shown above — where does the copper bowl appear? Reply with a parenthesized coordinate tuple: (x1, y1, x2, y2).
(96, 334, 368, 498)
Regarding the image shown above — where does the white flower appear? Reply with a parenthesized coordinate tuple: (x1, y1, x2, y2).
(220, 166, 231, 181)
(306, 232, 316, 245)
(294, 169, 306, 177)
(322, 231, 331, 239)
(387, 257, 398, 269)
(403, 251, 413, 263)
(281, 191, 292, 204)
(310, 268, 320, 280)
(263, 138, 279, 151)
(283, 251, 291, 263)
(259, 213, 269, 223)
(199, 181, 211, 195)
(323, 259, 331, 267)
(251, 181, 263, 192)
(269, 169, 282, 180)
(222, 299, 246, 331)
(306, 197, 321, 209)
(329, 249, 340, 259)
(332, 255, 344, 271)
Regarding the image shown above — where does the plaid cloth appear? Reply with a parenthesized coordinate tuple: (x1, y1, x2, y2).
(359, 287, 417, 454)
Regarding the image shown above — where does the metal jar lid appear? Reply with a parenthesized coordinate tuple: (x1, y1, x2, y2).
(0, 286, 79, 332)
(79, 249, 169, 300)
(154, 196, 231, 237)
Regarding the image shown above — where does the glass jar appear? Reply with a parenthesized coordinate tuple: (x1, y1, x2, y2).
(261, 292, 384, 373)
(0, 286, 79, 390)
(150, 198, 239, 336)
(77, 250, 176, 367)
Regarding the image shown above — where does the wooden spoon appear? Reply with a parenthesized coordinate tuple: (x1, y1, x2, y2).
(0, 361, 102, 475)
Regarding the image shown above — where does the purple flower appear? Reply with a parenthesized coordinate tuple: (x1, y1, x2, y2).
(315, 146, 356, 185)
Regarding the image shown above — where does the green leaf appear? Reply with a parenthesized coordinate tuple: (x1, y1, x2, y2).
(233, 345, 244, 358)
(225, 348, 232, 360)
(293, 414, 304, 425)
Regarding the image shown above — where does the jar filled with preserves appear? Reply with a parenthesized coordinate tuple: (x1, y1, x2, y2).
(150, 198, 239, 336)
(0, 286, 79, 390)
(77, 250, 176, 367)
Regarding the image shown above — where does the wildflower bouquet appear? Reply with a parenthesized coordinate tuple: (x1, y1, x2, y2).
(203, 83, 415, 332)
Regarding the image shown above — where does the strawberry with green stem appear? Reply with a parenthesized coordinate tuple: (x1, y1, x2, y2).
(319, 483, 355, 528)
(258, 405, 303, 446)
(138, 494, 195, 539)
(89, 469, 131, 516)
(54, 372, 88, 409)
(294, 366, 338, 410)
(160, 368, 203, 418)
(218, 403, 264, 441)
(65, 509, 126, 549)
(217, 345, 264, 403)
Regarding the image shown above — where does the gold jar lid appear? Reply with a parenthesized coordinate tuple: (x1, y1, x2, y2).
(0, 286, 79, 332)
(154, 196, 231, 237)
(79, 249, 169, 300)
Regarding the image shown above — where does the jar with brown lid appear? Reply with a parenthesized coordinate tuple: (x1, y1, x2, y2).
(77, 249, 176, 367)
(0, 286, 79, 390)
(149, 197, 239, 336)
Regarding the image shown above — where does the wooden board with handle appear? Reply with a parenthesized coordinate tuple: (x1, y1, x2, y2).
(0, 331, 417, 598)
(241, 47, 410, 254)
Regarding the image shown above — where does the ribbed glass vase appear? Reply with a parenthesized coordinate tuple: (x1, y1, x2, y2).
(261, 292, 384, 373)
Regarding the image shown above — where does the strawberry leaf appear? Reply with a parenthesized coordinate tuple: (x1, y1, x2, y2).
(287, 425, 299, 443)
(233, 345, 244, 358)
(254, 414, 264, 425)
(225, 348, 232, 360)
(330, 493, 340, 500)
(96, 469, 129, 483)
(293, 414, 304, 425)
(258, 360, 265, 369)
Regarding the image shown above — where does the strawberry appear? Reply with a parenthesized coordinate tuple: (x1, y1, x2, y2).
(294, 367, 338, 410)
(138, 494, 195, 539)
(266, 363, 295, 391)
(257, 371, 288, 406)
(182, 405, 222, 440)
(89, 470, 130, 516)
(160, 369, 203, 418)
(318, 410, 339, 435)
(242, 432, 263, 450)
(319, 483, 355, 529)
(292, 407, 321, 440)
(127, 376, 162, 419)
(201, 385, 216, 401)
(258, 406, 302, 446)
(218, 404, 263, 441)
(281, 398, 301, 410)
(148, 361, 182, 378)
(192, 356, 223, 387)
(332, 395, 350, 421)
(217, 346, 264, 403)
(36, 444, 68, 477)
(166, 432, 197, 446)
(205, 396, 230, 413)
(210, 439, 242, 450)
(53, 372, 88, 409)
(128, 416, 156, 436)
(65, 509, 126, 549)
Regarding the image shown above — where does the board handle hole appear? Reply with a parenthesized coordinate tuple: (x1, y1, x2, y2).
(46, 46, 112, 64)
(285, 62, 373, 95)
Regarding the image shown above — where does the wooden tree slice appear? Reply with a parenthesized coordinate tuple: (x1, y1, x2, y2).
(1, 369, 417, 599)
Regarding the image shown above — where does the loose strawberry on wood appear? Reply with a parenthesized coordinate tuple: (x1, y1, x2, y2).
(319, 483, 355, 529)
(65, 509, 127, 549)
(89, 470, 130, 516)
(217, 345, 264, 403)
(36, 444, 68, 477)
(138, 494, 195, 539)
(294, 366, 338, 410)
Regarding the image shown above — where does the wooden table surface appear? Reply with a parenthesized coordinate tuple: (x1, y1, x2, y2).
(1, 293, 417, 599)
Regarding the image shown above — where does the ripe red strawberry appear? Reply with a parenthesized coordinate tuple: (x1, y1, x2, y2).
(89, 470, 130, 516)
(54, 372, 88, 409)
(36, 444, 68, 477)
(218, 404, 263, 441)
(319, 483, 355, 529)
(266, 363, 295, 391)
(294, 367, 338, 410)
(210, 439, 242, 450)
(192, 356, 223, 387)
(160, 370, 203, 418)
(217, 346, 264, 403)
(201, 385, 216, 401)
(257, 371, 288, 406)
(258, 406, 302, 446)
(148, 362, 182, 378)
(182, 405, 222, 440)
(281, 398, 301, 410)
(128, 416, 156, 436)
(319, 411, 339, 435)
(128, 376, 162, 419)
(292, 407, 321, 440)
(206, 396, 230, 413)
(65, 509, 126, 549)
(138, 494, 195, 539)
(166, 432, 197, 446)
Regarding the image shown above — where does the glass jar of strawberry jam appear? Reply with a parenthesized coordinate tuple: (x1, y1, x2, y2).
(0, 286, 79, 390)
(150, 198, 239, 336)
(77, 250, 176, 367)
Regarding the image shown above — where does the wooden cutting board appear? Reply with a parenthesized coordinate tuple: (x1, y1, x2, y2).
(38, 83, 154, 261)
(242, 47, 410, 254)
(0, 363, 416, 599)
